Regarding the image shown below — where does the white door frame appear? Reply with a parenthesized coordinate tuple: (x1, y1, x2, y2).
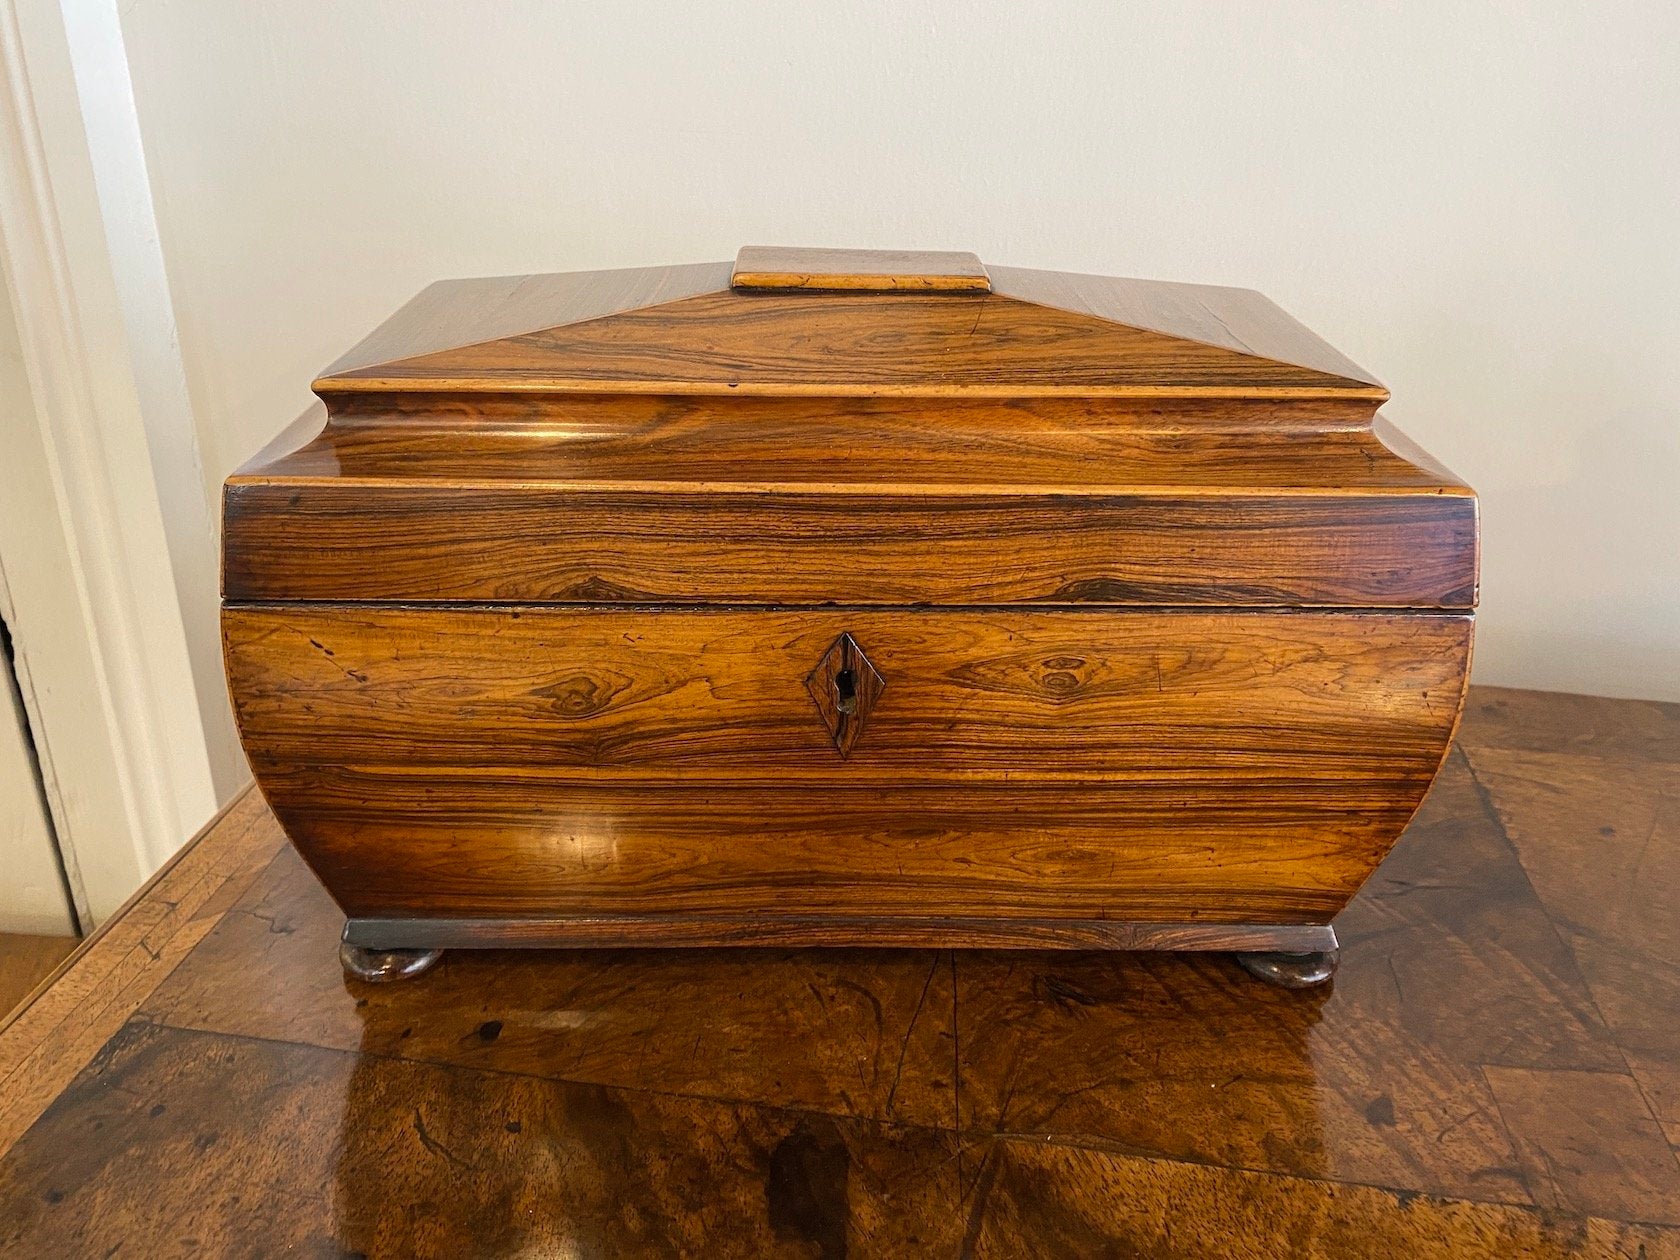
(0, 0, 239, 923)
(0, 599, 74, 936)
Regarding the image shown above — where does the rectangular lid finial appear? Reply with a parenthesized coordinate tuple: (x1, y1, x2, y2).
(732, 246, 991, 292)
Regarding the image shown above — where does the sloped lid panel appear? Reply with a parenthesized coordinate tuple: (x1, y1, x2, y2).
(315, 252, 1385, 399)
(325, 289, 1383, 396)
(986, 266, 1382, 389)
(321, 261, 734, 379)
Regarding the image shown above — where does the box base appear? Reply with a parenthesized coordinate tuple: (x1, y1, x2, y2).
(338, 916, 1340, 988)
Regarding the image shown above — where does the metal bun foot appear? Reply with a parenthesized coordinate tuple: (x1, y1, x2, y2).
(1235, 948, 1339, 989)
(338, 939, 443, 983)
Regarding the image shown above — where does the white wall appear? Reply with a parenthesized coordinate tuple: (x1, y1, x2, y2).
(118, 1, 1680, 701)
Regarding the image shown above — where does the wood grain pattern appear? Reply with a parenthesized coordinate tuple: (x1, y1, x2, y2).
(732, 245, 991, 291)
(230, 398, 1463, 494)
(282, 390, 1394, 442)
(988, 264, 1384, 388)
(320, 261, 734, 379)
(320, 287, 1386, 397)
(261, 776, 1416, 922)
(1485, 1066, 1680, 1224)
(223, 606, 1470, 778)
(1461, 712, 1680, 1155)
(314, 252, 1384, 397)
(965, 1140, 1680, 1259)
(223, 487, 1476, 607)
(145, 841, 963, 1131)
(258, 776, 1417, 920)
(221, 251, 1477, 960)
(1, 687, 1676, 1256)
(224, 606, 1468, 926)
(947, 750, 1639, 1207)
(0, 1021, 966, 1257)
(223, 392, 1475, 608)
(0, 787, 276, 1155)
(0, 937, 78, 1023)
(342, 915, 1339, 954)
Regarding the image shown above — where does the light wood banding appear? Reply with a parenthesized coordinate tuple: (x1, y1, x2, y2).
(731, 246, 992, 292)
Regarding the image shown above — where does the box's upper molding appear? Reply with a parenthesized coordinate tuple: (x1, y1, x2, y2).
(232, 251, 1473, 612)
(315, 250, 1385, 400)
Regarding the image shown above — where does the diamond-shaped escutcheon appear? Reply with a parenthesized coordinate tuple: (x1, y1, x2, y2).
(804, 633, 885, 758)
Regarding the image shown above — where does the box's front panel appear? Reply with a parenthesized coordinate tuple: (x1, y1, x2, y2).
(223, 484, 1477, 609)
(225, 607, 1471, 927)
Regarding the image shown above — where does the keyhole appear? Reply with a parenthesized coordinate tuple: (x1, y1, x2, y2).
(834, 667, 858, 714)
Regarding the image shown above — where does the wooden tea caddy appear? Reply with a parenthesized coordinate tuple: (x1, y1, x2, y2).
(222, 246, 1477, 988)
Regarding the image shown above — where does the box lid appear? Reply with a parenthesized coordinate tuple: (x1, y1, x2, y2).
(225, 248, 1476, 609)
(312, 246, 1386, 400)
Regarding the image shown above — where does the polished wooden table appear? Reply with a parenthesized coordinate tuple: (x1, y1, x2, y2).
(0, 685, 1675, 1256)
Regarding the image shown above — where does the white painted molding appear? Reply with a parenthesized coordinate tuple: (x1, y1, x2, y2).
(0, 0, 225, 921)
(55, 0, 244, 800)
(0, 582, 75, 936)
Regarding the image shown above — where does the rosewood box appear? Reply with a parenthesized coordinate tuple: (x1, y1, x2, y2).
(222, 246, 1477, 987)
